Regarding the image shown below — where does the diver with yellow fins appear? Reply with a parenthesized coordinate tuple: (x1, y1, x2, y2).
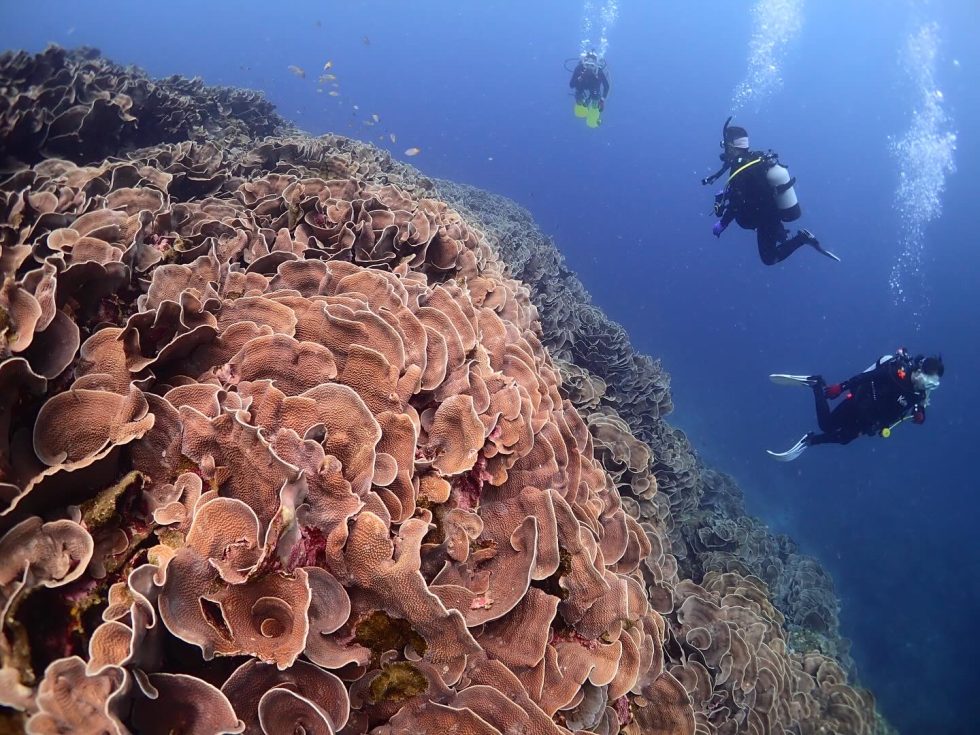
(766, 349, 944, 461)
(703, 117, 840, 264)
(568, 50, 609, 128)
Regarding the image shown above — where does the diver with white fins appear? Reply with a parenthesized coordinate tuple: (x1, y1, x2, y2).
(567, 50, 609, 128)
(767, 348, 944, 461)
(702, 117, 840, 265)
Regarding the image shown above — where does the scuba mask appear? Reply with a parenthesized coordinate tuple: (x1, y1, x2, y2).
(721, 117, 749, 154)
(912, 371, 941, 392)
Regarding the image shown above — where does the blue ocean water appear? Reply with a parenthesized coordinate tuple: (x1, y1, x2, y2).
(3, 1, 977, 731)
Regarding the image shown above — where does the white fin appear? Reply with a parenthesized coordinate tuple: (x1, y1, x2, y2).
(767, 434, 810, 462)
(810, 241, 841, 262)
(769, 374, 816, 387)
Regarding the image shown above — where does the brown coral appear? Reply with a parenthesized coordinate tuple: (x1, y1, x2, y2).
(0, 127, 675, 733)
(0, 45, 888, 735)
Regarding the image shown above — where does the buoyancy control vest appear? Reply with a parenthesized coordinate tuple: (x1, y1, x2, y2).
(723, 152, 801, 222)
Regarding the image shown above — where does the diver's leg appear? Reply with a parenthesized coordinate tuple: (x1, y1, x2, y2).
(806, 425, 858, 446)
(810, 377, 834, 432)
(804, 431, 834, 446)
(756, 219, 796, 265)
(763, 223, 810, 264)
(820, 400, 864, 444)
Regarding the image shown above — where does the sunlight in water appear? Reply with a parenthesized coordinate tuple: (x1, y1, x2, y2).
(889, 21, 957, 326)
(580, 0, 618, 56)
(731, 0, 805, 112)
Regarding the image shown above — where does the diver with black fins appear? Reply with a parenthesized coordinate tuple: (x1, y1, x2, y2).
(568, 50, 609, 128)
(767, 348, 944, 461)
(702, 117, 840, 265)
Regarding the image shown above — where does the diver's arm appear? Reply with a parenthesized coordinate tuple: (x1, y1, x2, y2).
(569, 65, 582, 88)
(599, 71, 609, 98)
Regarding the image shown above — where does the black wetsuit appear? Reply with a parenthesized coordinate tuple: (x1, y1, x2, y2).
(718, 151, 811, 265)
(807, 354, 927, 446)
(569, 62, 609, 105)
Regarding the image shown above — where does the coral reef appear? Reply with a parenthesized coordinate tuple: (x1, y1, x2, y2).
(433, 178, 855, 668)
(0, 45, 285, 169)
(0, 47, 892, 734)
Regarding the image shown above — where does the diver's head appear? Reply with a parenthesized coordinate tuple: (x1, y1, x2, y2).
(722, 125, 749, 160)
(582, 50, 599, 70)
(911, 354, 944, 391)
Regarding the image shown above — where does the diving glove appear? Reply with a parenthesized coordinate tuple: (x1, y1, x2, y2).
(712, 220, 727, 238)
(713, 191, 725, 216)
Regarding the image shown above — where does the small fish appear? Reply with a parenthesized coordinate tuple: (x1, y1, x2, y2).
(315, 20, 322, 28)
(323, 60, 333, 70)
(371, 114, 380, 123)
(363, 120, 375, 127)
(329, 91, 340, 97)
(404, 147, 421, 157)
(353, 105, 360, 111)
(362, 35, 370, 46)
(389, 133, 397, 143)
(322, 73, 337, 81)
(288, 65, 306, 79)
(316, 88, 323, 94)
(66, 26, 76, 35)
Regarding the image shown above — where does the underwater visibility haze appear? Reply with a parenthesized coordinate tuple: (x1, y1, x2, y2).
(1, 1, 978, 733)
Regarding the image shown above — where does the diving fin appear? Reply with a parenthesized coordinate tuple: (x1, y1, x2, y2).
(766, 434, 811, 462)
(769, 374, 819, 387)
(811, 242, 841, 262)
(801, 229, 841, 262)
(585, 105, 601, 128)
(574, 103, 588, 118)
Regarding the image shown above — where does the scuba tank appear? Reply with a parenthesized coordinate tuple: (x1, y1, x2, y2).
(765, 160, 801, 222)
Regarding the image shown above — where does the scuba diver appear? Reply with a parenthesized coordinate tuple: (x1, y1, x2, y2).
(767, 349, 944, 461)
(568, 50, 609, 128)
(702, 117, 840, 265)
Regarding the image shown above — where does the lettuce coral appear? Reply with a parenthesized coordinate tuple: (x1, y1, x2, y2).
(0, 46, 892, 735)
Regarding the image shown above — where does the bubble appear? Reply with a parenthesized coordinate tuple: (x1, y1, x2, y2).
(730, 0, 805, 113)
(580, 0, 618, 56)
(890, 22, 957, 326)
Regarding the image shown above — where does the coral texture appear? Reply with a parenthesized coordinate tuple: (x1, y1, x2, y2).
(432, 178, 855, 664)
(0, 45, 285, 169)
(0, 48, 892, 735)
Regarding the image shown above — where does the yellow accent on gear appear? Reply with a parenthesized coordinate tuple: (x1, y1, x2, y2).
(726, 157, 763, 186)
(585, 105, 601, 128)
(881, 427, 892, 438)
(574, 103, 588, 118)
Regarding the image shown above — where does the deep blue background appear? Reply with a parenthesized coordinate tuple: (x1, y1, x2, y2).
(3, 2, 978, 731)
